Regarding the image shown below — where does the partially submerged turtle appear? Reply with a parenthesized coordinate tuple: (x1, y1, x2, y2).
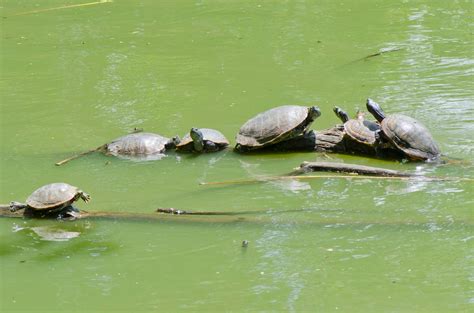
(366, 98, 440, 161)
(235, 105, 321, 151)
(56, 131, 180, 165)
(333, 106, 380, 146)
(10, 183, 90, 218)
(176, 128, 229, 153)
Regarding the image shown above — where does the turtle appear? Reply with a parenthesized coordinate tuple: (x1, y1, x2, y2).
(176, 128, 229, 153)
(9, 183, 90, 218)
(235, 105, 321, 151)
(55, 131, 180, 165)
(366, 98, 440, 161)
(333, 106, 380, 146)
(104, 132, 179, 158)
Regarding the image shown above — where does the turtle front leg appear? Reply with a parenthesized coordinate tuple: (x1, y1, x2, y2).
(9, 201, 28, 212)
(204, 141, 218, 152)
(78, 191, 91, 203)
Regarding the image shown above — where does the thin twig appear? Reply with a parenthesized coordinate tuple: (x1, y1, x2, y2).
(10, 0, 113, 17)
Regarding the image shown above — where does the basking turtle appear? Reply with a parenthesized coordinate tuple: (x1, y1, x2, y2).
(56, 131, 180, 165)
(105, 132, 178, 157)
(333, 106, 380, 146)
(176, 128, 229, 153)
(235, 105, 321, 151)
(10, 183, 90, 218)
(366, 98, 440, 161)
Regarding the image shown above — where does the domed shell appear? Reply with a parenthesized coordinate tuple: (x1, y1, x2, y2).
(236, 105, 319, 150)
(177, 128, 229, 149)
(106, 132, 170, 156)
(382, 114, 440, 160)
(26, 183, 81, 210)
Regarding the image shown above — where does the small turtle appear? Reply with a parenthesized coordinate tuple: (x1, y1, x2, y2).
(56, 132, 180, 165)
(176, 128, 229, 153)
(333, 106, 380, 146)
(366, 98, 440, 161)
(235, 105, 321, 151)
(10, 183, 90, 218)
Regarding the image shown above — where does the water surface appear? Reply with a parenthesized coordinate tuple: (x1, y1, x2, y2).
(1, 1, 473, 312)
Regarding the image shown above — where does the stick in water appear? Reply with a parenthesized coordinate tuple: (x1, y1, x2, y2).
(55, 146, 103, 166)
(200, 174, 457, 186)
(10, 0, 113, 16)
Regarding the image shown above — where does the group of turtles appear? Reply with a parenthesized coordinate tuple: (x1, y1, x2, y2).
(8, 98, 440, 219)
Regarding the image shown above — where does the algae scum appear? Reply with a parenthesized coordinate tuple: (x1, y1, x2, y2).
(1, 1, 473, 312)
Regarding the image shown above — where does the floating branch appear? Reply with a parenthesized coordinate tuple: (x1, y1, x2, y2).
(292, 161, 416, 177)
(10, 0, 113, 16)
(55, 147, 103, 166)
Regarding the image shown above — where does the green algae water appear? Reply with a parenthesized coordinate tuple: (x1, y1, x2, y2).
(1, 1, 473, 312)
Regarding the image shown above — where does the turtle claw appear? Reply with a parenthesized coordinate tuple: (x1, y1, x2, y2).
(80, 192, 91, 203)
(9, 201, 27, 212)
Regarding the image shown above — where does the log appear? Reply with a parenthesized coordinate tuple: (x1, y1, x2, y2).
(0, 206, 253, 223)
(1, 206, 471, 226)
(293, 161, 416, 177)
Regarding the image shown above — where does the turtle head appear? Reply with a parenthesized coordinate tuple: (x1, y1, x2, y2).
(333, 107, 349, 123)
(190, 128, 204, 152)
(308, 106, 322, 121)
(366, 98, 386, 122)
(166, 136, 180, 149)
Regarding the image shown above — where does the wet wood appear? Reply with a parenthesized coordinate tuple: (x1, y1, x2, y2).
(55, 147, 103, 166)
(293, 161, 416, 177)
(0, 206, 252, 223)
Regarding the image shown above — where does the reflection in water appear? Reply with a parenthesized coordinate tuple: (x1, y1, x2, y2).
(13, 224, 81, 242)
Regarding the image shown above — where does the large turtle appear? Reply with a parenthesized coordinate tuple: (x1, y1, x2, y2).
(10, 183, 90, 218)
(235, 105, 321, 151)
(366, 98, 440, 161)
(56, 131, 180, 165)
(176, 128, 229, 153)
(333, 106, 380, 146)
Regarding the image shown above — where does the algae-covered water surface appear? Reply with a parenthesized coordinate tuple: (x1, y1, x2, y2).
(1, 1, 473, 312)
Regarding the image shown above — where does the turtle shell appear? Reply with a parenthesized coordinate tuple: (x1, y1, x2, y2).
(344, 112, 381, 145)
(26, 183, 81, 210)
(236, 105, 318, 150)
(176, 128, 229, 151)
(106, 132, 170, 156)
(381, 114, 440, 160)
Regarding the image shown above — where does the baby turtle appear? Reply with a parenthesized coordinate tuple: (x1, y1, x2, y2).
(10, 183, 90, 218)
(333, 106, 380, 146)
(176, 128, 229, 153)
(366, 98, 440, 161)
(235, 105, 321, 151)
(55, 131, 180, 165)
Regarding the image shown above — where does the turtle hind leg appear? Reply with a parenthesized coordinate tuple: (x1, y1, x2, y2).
(9, 201, 28, 212)
(58, 207, 81, 220)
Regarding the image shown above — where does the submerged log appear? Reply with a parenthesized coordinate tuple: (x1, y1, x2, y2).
(0, 206, 253, 223)
(293, 161, 416, 177)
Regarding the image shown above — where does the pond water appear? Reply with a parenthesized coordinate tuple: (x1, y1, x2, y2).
(1, 0, 473, 312)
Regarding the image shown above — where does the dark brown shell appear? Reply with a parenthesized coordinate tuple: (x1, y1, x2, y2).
(344, 119, 378, 145)
(236, 105, 313, 149)
(26, 183, 80, 210)
(105, 132, 170, 156)
(382, 114, 440, 160)
(176, 128, 229, 150)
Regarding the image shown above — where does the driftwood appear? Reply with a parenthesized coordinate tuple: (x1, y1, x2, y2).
(0, 206, 256, 223)
(200, 161, 457, 186)
(293, 161, 416, 177)
(1, 206, 471, 226)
